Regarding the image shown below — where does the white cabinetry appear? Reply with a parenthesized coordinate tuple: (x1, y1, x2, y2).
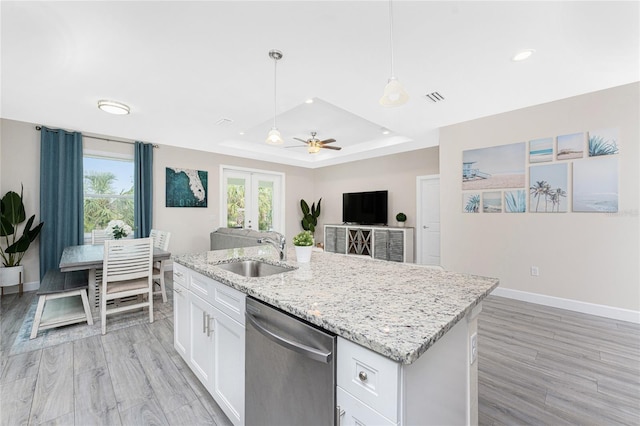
(174, 266, 245, 426)
(324, 225, 414, 263)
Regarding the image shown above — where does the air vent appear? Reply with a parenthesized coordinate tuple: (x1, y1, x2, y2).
(425, 92, 445, 103)
(215, 117, 234, 126)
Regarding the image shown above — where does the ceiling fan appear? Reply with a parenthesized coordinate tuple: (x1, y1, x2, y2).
(290, 132, 342, 154)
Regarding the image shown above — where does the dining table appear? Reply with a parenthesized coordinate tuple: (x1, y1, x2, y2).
(59, 243, 172, 309)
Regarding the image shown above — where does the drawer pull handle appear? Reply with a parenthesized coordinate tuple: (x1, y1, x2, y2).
(358, 371, 368, 382)
(174, 288, 182, 294)
(175, 272, 183, 277)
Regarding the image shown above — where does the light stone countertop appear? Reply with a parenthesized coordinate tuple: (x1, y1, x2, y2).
(173, 246, 499, 365)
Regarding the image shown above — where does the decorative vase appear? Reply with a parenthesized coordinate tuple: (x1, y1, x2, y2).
(294, 245, 313, 263)
(0, 265, 25, 296)
(397, 222, 405, 227)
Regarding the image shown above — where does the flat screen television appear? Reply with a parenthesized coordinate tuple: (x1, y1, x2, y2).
(342, 190, 388, 225)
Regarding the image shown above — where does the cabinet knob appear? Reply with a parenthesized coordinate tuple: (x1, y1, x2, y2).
(358, 371, 368, 382)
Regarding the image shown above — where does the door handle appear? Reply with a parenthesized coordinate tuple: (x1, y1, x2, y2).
(246, 312, 332, 364)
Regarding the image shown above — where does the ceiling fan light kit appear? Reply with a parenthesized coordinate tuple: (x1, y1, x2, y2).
(265, 49, 284, 145)
(380, 0, 408, 107)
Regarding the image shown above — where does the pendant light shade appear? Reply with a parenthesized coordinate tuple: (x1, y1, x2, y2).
(380, 0, 408, 107)
(266, 49, 284, 145)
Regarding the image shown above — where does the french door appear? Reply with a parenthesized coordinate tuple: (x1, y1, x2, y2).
(221, 167, 284, 232)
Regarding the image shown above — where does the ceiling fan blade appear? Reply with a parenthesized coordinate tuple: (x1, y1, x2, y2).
(319, 139, 336, 144)
(293, 137, 309, 144)
(321, 145, 342, 150)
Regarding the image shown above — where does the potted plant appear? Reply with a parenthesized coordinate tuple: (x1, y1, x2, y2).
(395, 212, 407, 227)
(0, 185, 44, 294)
(292, 230, 314, 263)
(300, 198, 321, 236)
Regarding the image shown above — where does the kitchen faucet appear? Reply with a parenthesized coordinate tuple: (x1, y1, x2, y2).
(257, 231, 287, 261)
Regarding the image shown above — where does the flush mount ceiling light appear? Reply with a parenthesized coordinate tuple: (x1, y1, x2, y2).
(512, 49, 536, 62)
(380, 0, 409, 107)
(97, 100, 130, 115)
(266, 49, 284, 145)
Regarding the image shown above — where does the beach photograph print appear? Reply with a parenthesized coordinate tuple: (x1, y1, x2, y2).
(463, 193, 481, 213)
(166, 167, 208, 207)
(588, 128, 619, 157)
(462, 142, 526, 190)
(529, 163, 568, 213)
(505, 190, 526, 213)
(483, 191, 502, 213)
(573, 157, 618, 212)
(529, 138, 553, 163)
(557, 132, 584, 160)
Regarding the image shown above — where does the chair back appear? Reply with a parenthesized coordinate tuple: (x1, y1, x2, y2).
(92, 229, 113, 245)
(102, 238, 153, 284)
(149, 229, 171, 251)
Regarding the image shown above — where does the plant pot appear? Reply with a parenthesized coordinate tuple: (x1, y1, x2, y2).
(0, 265, 24, 296)
(294, 245, 313, 263)
(397, 222, 406, 227)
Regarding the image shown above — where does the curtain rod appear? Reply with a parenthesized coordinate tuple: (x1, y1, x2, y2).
(35, 126, 159, 148)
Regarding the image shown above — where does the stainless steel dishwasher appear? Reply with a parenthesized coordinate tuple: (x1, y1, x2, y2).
(245, 297, 337, 426)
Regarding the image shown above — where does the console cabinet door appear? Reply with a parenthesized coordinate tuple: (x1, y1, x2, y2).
(373, 230, 389, 260)
(212, 306, 245, 425)
(388, 230, 405, 262)
(173, 282, 190, 360)
(189, 293, 215, 389)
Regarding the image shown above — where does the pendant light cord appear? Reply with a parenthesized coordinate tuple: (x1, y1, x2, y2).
(388, 0, 395, 79)
(273, 57, 278, 129)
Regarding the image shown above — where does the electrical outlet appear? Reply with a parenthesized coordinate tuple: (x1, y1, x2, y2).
(470, 332, 478, 364)
(530, 266, 539, 276)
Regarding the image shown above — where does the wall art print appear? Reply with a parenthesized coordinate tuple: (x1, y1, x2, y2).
(483, 191, 502, 213)
(529, 163, 568, 213)
(529, 137, 553, 163)
(588, 128, 619, 157)
(505, 190, 526, 213)
(573, 156, 618, 212)
(462, 142, 526, 190)
(463, 193, 481, 213)
(166, 167, 208, 207)
(557, 132, 584, 160)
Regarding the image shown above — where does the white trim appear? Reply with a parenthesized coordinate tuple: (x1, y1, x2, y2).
(415, 174, 440, 265)
(1, 280, 40, 294)
(84, 149, 134, 161)
(492, 287, 640, 324)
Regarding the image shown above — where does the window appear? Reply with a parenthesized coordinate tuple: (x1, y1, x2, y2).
(83, 154, 134, 237)
(221, 167, 284, 232)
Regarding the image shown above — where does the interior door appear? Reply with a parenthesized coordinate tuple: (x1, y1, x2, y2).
(417, 175, 441, 266)
(222, 168, 283, 232)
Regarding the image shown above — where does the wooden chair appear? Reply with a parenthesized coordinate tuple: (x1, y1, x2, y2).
(149, 229, 171, 303)
(101, 238, 154, 334)
(91, 228, 112, 245)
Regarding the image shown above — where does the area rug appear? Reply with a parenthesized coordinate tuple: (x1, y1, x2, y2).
(10, 287, 174, 356)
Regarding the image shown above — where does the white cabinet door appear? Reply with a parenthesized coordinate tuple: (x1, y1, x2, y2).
(337, 387, 396, 426)
(173, 282, 190, 360)
(189, 293, 214, 388)
(212, 305, 245, 425)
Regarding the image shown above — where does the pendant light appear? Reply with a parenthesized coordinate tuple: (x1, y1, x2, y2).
(266, 49, 284, 145)
(380, 0, 409, 107)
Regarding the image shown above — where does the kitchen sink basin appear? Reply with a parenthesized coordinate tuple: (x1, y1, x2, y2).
(217, 260, 295, 278)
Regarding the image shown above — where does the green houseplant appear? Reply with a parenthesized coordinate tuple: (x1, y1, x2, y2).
(395, 212, 407, 227)
(292, 230, 314, 263)
(0, 185, 44, 267)
(300, 198, 322, 235)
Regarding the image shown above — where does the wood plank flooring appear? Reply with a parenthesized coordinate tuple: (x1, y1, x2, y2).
(479, 295, 640, 425)
(1, 275, 639, 425)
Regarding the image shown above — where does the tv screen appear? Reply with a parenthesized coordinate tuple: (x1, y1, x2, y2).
(342, 190, 388, 225)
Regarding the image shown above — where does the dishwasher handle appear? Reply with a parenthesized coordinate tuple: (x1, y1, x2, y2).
(246, 311, 333, 364)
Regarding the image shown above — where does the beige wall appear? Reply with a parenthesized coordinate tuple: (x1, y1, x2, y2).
(313, 147, 440, 236)
(440, 83, 640, 311)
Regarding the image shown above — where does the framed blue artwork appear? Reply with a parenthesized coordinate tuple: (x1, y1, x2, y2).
(166, 167, 208, 207)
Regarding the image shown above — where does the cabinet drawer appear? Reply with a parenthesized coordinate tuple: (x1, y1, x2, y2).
(337, 337, 399, 422)
(337, 386, 397, 426)
(173, 263, 189, 289)
(189, 269, 245, 326)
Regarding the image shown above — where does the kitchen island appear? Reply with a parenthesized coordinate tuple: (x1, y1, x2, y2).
(173, 246, 499, 426)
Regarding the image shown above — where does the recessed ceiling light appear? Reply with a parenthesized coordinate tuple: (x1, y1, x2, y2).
(381, 128, 390, 135)
(512, 49, 535, 62)
(305, 98, 314, 104)
(239, 131, 245, 136)
(97, 99, 130, 115)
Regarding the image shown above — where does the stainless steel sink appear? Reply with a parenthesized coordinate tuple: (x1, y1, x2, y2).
(217, 260, 294, 277)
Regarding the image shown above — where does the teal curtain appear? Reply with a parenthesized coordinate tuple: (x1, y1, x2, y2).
(134, 142, 153, 238)
(39, 127, 84, 280)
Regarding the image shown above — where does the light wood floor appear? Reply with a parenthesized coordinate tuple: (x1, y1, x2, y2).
(1, 277, 639, 425)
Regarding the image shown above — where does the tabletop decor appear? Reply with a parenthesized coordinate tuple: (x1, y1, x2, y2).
(293, 230, 314, 263)
(105, 220, 132, 240)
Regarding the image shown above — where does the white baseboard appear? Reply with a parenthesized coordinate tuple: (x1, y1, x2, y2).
(1, 280, 40, 294)
(491, 287, 640, 324)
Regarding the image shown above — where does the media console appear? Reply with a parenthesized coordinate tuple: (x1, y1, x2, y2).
(324, 224, 414, 263)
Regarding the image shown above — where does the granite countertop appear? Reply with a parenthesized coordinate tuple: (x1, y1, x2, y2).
(173, 246, 499, 365)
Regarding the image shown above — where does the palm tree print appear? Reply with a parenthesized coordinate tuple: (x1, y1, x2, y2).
(530, 181, 566, 212)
